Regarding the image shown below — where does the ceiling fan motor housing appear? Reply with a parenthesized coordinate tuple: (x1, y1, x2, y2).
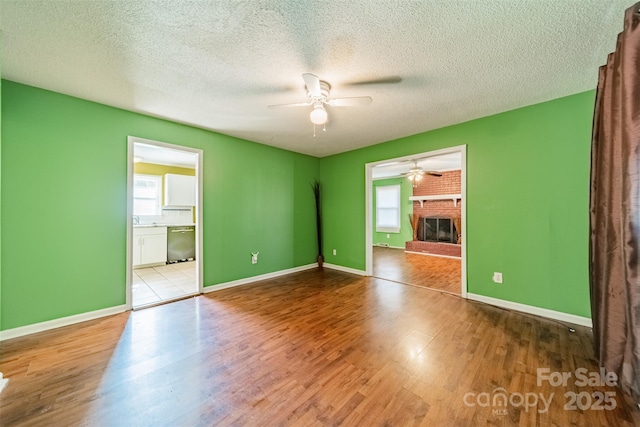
(308, 81, 331, 102)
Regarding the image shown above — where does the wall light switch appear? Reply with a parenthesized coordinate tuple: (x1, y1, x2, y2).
(333, 249, 337, 256)
(386, 234, 390, 238)
(493, 272, 503, 284)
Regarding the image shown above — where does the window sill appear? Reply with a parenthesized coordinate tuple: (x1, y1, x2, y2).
(376, 227, 400, 233)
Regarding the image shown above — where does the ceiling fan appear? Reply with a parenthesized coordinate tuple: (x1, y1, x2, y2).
(267, 73, 373, 127)
(401, 160, 442, 186)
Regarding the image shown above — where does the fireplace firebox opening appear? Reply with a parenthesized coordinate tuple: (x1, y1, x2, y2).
(418, 217, 457, 243)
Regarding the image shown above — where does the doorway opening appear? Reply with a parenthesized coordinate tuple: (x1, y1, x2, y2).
(365, 145, 467, 297)
(126, 136, 204, 309)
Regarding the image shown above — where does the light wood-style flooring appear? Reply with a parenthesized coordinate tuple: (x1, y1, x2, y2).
(1, 268, 638, 426)
(373, 246, 461, 294)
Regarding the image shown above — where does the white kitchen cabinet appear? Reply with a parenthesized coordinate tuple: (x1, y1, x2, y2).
(133, 226, 168, 267)
(164, 173, 196, 206)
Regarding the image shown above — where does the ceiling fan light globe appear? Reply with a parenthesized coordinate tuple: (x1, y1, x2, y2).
(310, 106, 328, 125)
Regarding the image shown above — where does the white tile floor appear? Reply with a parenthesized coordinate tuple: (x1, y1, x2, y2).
(133, 261, 198, 308)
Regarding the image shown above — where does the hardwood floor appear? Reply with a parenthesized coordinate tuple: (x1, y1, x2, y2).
(1, 268, 638, 426)
(373, 246, 461, 294)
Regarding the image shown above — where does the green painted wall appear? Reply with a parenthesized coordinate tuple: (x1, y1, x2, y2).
(1, 80, 319, 330)
(0, 79, 595, 328)
(372, 177, 413, 247)
(320, 91, 595, 317)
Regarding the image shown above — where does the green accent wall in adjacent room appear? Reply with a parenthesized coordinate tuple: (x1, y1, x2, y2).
(319, 91, 595, 318)
(1, 80, 319, 330)
(372, 177, 413, 247)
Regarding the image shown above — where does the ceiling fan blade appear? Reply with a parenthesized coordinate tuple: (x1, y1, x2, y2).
(327, 96, 373, 107)
(344, 76, 402, 86)
(267, 101, 312, 109)
(302, 73, 321, 97)
(427, 172, 443, 177)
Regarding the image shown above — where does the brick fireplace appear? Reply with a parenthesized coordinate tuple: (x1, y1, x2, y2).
(406, 169, 462, 257)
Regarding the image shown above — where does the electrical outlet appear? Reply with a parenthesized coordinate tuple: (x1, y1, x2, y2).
(333, 249, 337, 256)
(251, 252, 259, 264)
(493, 272, 503, 284)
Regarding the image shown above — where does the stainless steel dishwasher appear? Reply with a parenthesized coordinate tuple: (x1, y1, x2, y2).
(167, 226, 195, 263)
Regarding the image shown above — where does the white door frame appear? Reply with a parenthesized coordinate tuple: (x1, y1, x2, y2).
(126, 136, 204, 310)
(365, 144, 467, 297)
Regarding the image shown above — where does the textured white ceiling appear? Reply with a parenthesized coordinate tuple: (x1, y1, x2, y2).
(0, 1, 627, 157)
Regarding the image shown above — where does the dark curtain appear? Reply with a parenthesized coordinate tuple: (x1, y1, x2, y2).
(589, 3, 640, 402)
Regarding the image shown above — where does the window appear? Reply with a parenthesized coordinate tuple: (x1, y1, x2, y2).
(376, 184, 401, 233)
(133, 174, 162, 216)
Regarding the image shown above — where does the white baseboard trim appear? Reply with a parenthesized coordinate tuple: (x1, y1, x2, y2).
(0, 304, 128, 341)
(373, 244, 405, 249)
(404, 250, 461, 260)
(467, 293, 592, 328)
(203, 263, 318, 293)
(323, 263, 367, 276)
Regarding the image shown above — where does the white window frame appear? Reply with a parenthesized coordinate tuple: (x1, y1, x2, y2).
(376, 184, 401, 233)
(133, 174, 162, 217)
